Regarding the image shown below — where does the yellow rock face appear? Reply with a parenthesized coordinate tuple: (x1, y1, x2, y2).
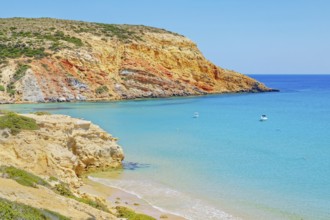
(0, 18, 274, 103)
(0, 114, 124, 187)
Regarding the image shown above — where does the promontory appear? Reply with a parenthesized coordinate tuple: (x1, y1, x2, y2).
(0, 18, 275, 104)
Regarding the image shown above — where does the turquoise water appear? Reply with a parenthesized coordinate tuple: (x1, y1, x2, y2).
(2, 75, 330, 220)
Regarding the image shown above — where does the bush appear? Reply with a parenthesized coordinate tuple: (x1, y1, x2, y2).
(95, 85, 109, 94)
(0, 112, 39, 135)
(0, 197, 70, 220)
(0, 165, 110, 214)
(52, 183, 110, 213)
(13, 64, 29, 81)
(94, 23, 137, 42)
(4, 64, 30, 96)
(76, 197, 110, 213)
(0, 44, 47, 60)
(36, 32, 83, 48)
(53, 183, 75, 197)
(62, 36, 83, 47)
(33, 111, 51, 116)
(53, 183, 110, 212)
(48, 176, 59, 182)
(0, 166, 49, 188)
(6, 82, 16, 96)
(0, 85, 5, 91)
(116, 206, 156, 220)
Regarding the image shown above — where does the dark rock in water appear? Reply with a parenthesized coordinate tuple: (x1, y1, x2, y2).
(123, 162, 150, 170)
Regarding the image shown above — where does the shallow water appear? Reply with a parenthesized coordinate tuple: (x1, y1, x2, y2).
(2, 75, 330, 220)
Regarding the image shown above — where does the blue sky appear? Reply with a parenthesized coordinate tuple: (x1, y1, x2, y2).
(1, 0, 330, 74)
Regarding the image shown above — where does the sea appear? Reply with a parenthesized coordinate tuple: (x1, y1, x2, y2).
(1, 75, 330, 220)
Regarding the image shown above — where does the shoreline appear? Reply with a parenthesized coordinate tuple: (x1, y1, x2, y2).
(0, 89, 279, 105)
(80, 176, 186, 220)
(81, 173, 243, 220)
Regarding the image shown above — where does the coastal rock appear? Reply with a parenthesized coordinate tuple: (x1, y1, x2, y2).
(0, 18, 275, 103)
(21, 70, 45, 102)
(0, 114, 124, 186)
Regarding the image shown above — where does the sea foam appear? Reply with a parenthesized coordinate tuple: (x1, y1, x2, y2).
(89, 176, 240, 220)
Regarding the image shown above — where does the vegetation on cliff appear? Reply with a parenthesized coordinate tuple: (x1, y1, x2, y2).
(0, 164, 157, 220)
(0, 166, 110, 214)
(0, 17, 174, 62)
(0, 197, 70, 220)
(32, 111, 51, 116)
(53, 182, 110, 213)
(0, 166, 49, 188)
(0, 112, 39, 135)
(0, 17, 274, 103)
(116, 206, 156, 220)
(0, 114, 129, 219)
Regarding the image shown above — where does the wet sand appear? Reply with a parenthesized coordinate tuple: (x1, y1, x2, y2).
(80, 176, 186, 220)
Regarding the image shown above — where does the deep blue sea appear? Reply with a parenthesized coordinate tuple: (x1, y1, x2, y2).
(2, 75, 330, 220)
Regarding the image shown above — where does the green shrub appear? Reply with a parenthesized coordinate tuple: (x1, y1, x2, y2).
(48, 176, 59, 182)
(0, 166, 49, 188)
(50, 42, 61, 51)
(0, 44, 47, 60)
(2, 64, 28, 95)
(13, 64, 29, 81)
(94, 23, 138, 42)
(0, 165, 109, 214)
(52, 183, 110, 213)
(0, 85, 5, 91)
(35, 32, 83, 48)
(76, 197, 109, 213)
(33, 111, 51, 116)
(95, 85, 109, 94)
(41, 63, 49, 71)
(62, 36, 83, 47)
(116, 206, 156, 220)
(0, 112, 39, 135)
(0, 197, 70, 220)
(52, 183, 75, 197)
(7, 88, 16, 96)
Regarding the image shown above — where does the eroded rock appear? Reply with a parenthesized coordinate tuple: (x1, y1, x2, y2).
(0, 114, 124, 187)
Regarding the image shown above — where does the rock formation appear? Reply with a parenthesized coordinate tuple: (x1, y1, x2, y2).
(0, 18, 276, 103)
(0, 111, 185, 219)
(0, 113, 125, 219)
(0, 114, 124, 187)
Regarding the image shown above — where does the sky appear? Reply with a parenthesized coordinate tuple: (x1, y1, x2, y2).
(1, 0, 330, 74)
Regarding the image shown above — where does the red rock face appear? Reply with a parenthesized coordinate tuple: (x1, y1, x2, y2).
(0, 18, 275, 103)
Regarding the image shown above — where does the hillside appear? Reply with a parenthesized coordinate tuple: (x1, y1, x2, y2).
(0, 18, 275, 103)
(0, 112, 161, 219)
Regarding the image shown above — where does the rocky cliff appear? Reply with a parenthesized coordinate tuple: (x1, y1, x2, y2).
(0, 113, 124, 187)
(0, 113, 127, 219)
(0, 18, 275, 103)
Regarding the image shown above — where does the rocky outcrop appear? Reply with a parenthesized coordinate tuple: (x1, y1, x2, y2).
(0, 114, 124, 187)
(0, 18, 276, 103)
(21, 69, 45, 102)
(0, 113, 126, 219)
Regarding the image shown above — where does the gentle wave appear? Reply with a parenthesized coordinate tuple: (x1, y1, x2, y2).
(88, 176, 240, 220)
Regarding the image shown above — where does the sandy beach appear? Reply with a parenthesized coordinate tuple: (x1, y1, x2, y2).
(80, 175, 186, 220)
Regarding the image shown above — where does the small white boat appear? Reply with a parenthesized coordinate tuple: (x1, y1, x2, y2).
(193, 112, 199, 118)
(260, 115, 268, 121)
